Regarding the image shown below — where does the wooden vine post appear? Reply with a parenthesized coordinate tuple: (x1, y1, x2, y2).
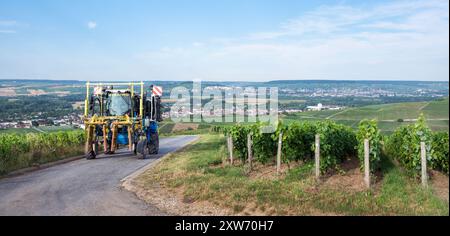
(421, 142, 428, 187)
(247, 133, 253, 170)
(226, 136, 229, 156)
(364, 139, 370, 189)
(315, 134, 320, 180)
(227, 135, 234, 165)
(277, 132, 283, 175)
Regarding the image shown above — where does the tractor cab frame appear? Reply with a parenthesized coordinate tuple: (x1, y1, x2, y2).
(83, 82, 162, 160)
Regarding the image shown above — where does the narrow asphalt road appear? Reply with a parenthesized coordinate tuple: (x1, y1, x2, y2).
(0, 135, 198, 216)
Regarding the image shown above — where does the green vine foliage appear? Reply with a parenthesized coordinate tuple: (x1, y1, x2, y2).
(386, 114, 433, 174)
(212, 125, 225, 133)
(222, 116, 448, 175)
(224, 121, 356, 172)
(222, 123, 278, 164)
(356, 120, 382, 173)
(0, 130, 85, 174)
(315, 121, 357, 173)
(249, 123, 277, 164)
(431, 132, 449, 174)
(0, 134, 30, 165)
(277, 121, 317, 163)
(224, 124, 251, 161)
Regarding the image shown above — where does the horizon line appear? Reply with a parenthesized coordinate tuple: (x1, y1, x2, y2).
(0, 79, 449, 83)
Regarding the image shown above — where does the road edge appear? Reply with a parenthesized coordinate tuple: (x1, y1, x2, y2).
(120, 136, 200, 216)
(120, 134, 232, 216)
(120, 135, 200, 184)
(1, 154, 85, 179)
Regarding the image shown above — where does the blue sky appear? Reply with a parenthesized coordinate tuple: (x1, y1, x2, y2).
(0, 0, 448, 81)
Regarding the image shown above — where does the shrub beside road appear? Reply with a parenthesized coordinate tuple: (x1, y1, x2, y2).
(0, 130, 85, 175)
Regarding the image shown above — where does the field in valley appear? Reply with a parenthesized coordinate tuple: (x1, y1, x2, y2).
(156, 98, 449, 136)
(282, 98, 449, 133)
(0, 126, 79, 134)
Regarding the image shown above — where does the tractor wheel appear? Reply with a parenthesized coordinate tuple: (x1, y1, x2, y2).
(104, 140, 111, 154)
(94, 141, 99, 154)
(86, 150, 96, 160)
(86, 142, 98, 160)
(133, 142, 138, 156)
(142, 143, 149, 160)
(133, 132, 139, 156)
(136, 139, 148, 159)
(148, 133, 159, 155)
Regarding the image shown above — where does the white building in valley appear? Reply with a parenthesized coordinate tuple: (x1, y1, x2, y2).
(306, 103, 323, 111)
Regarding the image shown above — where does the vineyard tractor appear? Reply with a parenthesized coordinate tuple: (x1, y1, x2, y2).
(83, 82, 163, 160)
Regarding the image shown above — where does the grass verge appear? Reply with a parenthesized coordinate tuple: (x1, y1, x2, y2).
(131, 134, 449, 216)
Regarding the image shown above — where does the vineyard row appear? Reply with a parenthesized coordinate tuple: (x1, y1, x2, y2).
(0, 130, 85, 174)
(215, 114, 449, 176)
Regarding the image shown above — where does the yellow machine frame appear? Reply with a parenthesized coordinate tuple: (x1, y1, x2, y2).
(84, 82, 145, 156)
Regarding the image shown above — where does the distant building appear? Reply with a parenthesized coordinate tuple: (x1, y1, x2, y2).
(306, 103, 344, 112)
(280, 109, 303, 114)
(307, 103, 323, 111)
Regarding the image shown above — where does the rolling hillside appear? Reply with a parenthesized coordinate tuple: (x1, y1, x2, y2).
(283, 98, 449, 133)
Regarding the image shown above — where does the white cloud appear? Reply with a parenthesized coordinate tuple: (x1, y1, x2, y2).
(87, 21, 97, 29)
(248, 0, 449, 40)
(0, 30, 16, 34)
(135, 0, 448, 81)
(192, 42, 204, 47)
(0, 20, 17, 26)
(0, 20, 19, 34)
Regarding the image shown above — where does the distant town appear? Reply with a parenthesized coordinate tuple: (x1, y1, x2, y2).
(0, 80, 448, 131)
(0, 112, 84, 130)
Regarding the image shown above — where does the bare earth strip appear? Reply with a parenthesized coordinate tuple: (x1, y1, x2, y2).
(172, 123, 200, 132)
(0, 88, 17, 96)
